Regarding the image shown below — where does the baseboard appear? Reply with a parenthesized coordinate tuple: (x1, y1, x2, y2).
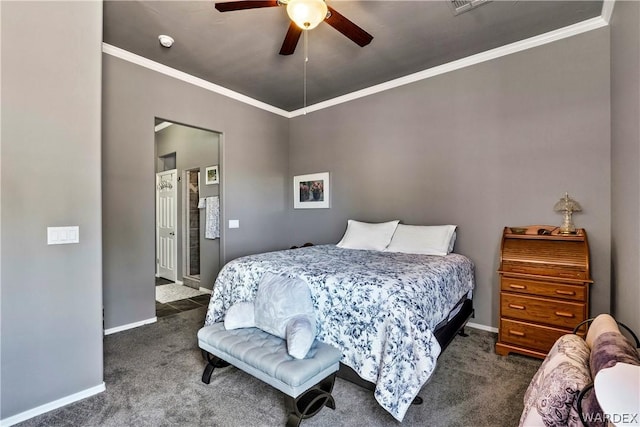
(155, 274, 181, 285)
(175, 280, 183, 285)
(199, 287, 212, 294)
(466, 322, 499, 334)
(104, 317, 157, 336)
(0, 382, 105, 427)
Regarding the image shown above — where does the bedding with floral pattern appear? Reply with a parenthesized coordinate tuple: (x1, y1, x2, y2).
(204, 244, 475, 421)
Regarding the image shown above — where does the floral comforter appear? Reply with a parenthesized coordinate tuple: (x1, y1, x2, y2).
(204, 245, 475, 421)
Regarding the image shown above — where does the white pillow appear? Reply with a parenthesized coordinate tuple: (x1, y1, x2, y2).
(286, 315, 315, 359)
(336, 219, 400, 251)
(224, 301, 255, 330)
(254, 272, 316, 340)
(448, 231, 457, 253)
(385, 224, 457, 256)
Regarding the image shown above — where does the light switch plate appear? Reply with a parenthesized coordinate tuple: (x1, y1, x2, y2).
(48, 226, 79, 245)
(228, 220, 239, 229)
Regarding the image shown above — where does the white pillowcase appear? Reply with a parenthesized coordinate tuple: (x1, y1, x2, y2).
(336, 219, 400, 251)
(224, 301, 256, 330)
(224, 272, 318, 359)
(286, 315, 316, 360)
(254, 272, 316, 339)
(385, 224, 457, 256)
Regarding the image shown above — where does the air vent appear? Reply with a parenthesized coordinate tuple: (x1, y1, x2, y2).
(450, 0, 491, 15)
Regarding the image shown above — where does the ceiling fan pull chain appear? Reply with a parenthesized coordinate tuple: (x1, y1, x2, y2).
(303, 30, 308, 114)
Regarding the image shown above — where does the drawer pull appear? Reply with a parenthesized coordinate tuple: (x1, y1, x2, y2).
(508, 304, 525, 310)
(555, 311, 575, 318)
(509, 284, 526, 290)
(555, 290, 576, 296)
(508, 330, 525, 337)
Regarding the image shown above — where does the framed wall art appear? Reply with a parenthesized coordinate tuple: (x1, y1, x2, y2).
(294, 172, 330, 209)
(205, 165, 219, 185)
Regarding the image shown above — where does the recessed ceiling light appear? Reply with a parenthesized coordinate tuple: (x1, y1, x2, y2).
(158, 35, 174, 48)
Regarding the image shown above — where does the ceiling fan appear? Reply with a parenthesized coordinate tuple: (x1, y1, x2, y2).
(214, 0, 373, 55)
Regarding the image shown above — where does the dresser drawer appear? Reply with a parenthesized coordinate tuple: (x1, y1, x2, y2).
(500, 277, 586, 302)
(500, 293, 585, 329)
(501, 261, 588, 280)
(500, 318, 569, 353)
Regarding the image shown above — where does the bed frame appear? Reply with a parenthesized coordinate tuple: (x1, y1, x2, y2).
(336, 298, 474, 403)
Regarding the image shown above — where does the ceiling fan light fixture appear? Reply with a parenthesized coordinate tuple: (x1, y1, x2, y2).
(286, 0, 327, 30)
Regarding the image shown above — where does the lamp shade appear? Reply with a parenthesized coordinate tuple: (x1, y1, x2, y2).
(287, 0, 328, 30)
(553, 192, 582, 213)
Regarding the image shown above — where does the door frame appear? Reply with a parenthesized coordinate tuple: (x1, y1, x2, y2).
(155, 169, 178, 282)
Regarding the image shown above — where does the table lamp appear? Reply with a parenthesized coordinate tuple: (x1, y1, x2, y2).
(554, 192, 582, 234)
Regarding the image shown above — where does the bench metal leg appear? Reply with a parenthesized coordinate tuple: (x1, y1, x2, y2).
(201, 352, 230, 384)
(284, 373, 337, 427)
(202, 361, 216, 384)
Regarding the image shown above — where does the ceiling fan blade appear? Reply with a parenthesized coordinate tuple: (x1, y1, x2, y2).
(214, 1, 279, 13)
(279, 22, 302, 55)
(325, 6, 373, 47)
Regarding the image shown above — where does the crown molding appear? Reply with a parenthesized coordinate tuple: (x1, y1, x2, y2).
(601, 0, 616, 23)
(289, 15, 609, 117)
(104, 13, 609, 119)
(101, 43, 291, 118)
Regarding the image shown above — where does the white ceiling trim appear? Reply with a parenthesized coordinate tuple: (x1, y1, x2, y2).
(601, 0, 616, 23)
(154, 121, 173, 132)
(103, 13, 609, 119)
(289, 15, 609, 117)
(101, 43, 291, 118)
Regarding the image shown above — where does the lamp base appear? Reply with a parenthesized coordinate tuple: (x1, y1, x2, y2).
(558, 230, 578, 235)
(559, 211, 577, 235)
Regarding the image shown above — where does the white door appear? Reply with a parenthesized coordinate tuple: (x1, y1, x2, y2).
(156, 169, 177, 282)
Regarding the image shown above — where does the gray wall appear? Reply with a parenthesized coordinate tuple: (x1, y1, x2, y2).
(102, 54, 290, 330)
(288, 28, 612, 329)
(155, 123, 221, 290)
(0, 0, 104, 419)
(610, 1, 640, 334)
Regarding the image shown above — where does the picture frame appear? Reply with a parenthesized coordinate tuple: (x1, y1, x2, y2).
(205, 165, 219, 185)
(293, 172, 330, 209)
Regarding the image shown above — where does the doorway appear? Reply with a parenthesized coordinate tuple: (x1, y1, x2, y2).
(154, 119, 221, 316)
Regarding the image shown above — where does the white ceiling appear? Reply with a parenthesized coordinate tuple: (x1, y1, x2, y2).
(103, 1, 604, 112)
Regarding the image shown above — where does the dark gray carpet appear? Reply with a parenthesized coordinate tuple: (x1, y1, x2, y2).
(17, 307, 541, 426)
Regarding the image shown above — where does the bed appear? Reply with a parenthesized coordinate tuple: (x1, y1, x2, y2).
(204, 243, 475, 421)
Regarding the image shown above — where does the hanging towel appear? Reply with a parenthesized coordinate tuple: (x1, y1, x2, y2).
(205, 196, 220, 239)
(198, 198, 206, 209)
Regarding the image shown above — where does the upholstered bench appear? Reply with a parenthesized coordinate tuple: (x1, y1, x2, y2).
(198, 322, 342, 427)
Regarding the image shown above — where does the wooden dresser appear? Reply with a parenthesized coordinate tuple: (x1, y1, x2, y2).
(495, 226, 592, 359)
